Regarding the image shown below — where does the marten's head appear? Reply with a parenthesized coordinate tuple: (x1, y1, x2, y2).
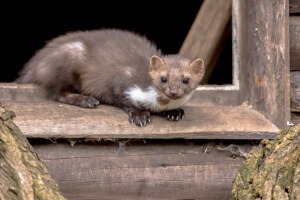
(149, 55, 205, 100)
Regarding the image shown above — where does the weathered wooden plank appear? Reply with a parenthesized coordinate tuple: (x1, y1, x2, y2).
(33, 141, 250, 200)
(59, 181, 233, 200)
(290, 0, 300, 14)
(234, 0, 290, 128)
(1, 100, 278, 140)
(188, 86, 241, 106)
(291, 71, 300, 112)
(0, 83, 242, 106)
(0, 83, 46, 101)
(179, 0, 232, 83)
(0, 83, 278, 139)
(290, 16, 300, 71)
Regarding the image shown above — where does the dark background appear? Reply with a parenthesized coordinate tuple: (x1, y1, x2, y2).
(1, 1, 231, 84)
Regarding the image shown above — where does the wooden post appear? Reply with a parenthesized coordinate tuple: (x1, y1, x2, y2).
(235, 0, 290, 128)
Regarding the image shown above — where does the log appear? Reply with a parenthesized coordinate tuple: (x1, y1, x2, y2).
(0, 103, 65, 200)
(232, 124, 300, 200)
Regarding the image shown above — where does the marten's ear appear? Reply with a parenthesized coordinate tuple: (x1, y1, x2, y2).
(150, 55, 166, 71)
(189, 58, 205, 74)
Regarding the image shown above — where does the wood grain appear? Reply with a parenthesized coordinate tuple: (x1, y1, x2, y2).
(0, 83, 278, 139)
(290, 16, 300, 71)
(0, 83, 242, 107)
(291, 71, 300, 112)
(235, 0, 290, 128)
(290, 0, 300, 14)
(33, 141, 251, 200)
(291, 112, 300, 124)
(1, 100, 278, 140)
(0, 83, 46, 101)
(179, 0, 232, 83)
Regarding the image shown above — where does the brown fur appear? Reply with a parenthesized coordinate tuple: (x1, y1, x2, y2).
(16, 29, 205, 126)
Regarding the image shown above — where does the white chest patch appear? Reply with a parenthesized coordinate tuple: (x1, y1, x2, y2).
(125, 85, 193, 112)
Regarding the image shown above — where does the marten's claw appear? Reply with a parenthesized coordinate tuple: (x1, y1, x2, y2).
(83, 97, 100, 108)
(128, 110, 151, 127)
(162, 109, 185, 121)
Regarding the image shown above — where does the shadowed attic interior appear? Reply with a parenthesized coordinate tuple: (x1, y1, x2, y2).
(1, 1, 231, 85)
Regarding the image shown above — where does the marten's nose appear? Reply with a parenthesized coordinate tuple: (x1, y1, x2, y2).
(169, 90, 178, 96)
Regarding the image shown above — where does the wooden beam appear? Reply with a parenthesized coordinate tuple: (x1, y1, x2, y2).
(0, 83, 242, 106)
(179, 0, 232, 83)
(234, 0, 290, 128)
(32, 140, 252, 200)
(0, 83, 278, 140)
(290, 16, 300, 71)
(290, 0, 300, 14)
(1, 100, 278, 140)
(291, 71, 300, 112)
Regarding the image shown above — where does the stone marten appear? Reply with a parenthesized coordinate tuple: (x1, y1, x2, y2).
(16, 29, 205, 126)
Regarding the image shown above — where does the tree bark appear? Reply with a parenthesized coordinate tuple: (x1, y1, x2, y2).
(232, 124, 300, 200)
(0, 103, 65, 200)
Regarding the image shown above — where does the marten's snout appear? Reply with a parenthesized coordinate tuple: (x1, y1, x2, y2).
(167, 87, 181, 99)
(169, 89, 178, 96)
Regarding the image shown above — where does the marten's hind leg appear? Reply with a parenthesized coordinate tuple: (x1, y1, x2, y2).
(21, 40, 100, 108)
(53, 92, 100, 108)
(48, 71, 100, 109)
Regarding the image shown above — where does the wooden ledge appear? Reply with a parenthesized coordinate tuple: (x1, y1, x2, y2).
(1, 100, 278, 140)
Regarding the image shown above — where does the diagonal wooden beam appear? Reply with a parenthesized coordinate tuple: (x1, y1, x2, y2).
(179, 0, 232, 83)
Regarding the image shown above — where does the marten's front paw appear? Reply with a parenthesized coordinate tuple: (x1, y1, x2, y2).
(129, 110, 151, 127)
(161, 109, 185, 121)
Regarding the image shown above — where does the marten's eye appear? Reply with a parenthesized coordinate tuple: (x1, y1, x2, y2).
(161, 77, 167, 83)
(182, 78, 189, 84)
